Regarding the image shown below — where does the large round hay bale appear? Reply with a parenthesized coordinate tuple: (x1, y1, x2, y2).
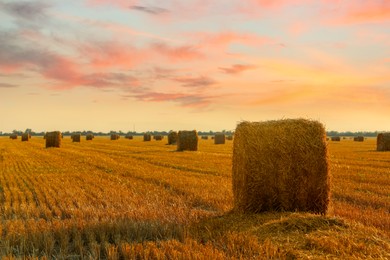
(154, 135, 163, 141)
(168, 131, 178, 145)
(331, 136, 340, 141)
(125, 135, 133, 139)
(377, 133, 390, 151)
(144, 134, 151, 141)
(201, 135, 208, 140)
(46, 131, 61, 148)
(111, 134, 120, 140)
(214, 133, 226, 144)
(177, 130, 198, 151)
(232, 119, 330, 214)
(21, 133, 29, 142)
(86, 134, 94, 141)
(72, 133, 81, 142)
(353, 136, 364, 142)
(9, 134, 18, 140)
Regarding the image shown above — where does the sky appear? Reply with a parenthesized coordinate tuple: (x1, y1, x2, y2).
(0, 0, 389, 133)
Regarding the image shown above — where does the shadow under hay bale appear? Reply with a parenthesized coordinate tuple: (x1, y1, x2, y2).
(21, 133, 29, 142)
(86, 134, 94, 141)
(377, 133, 390, 151)
(168, 131, 178, 145)
(177, 130, 198, 151)
(46, 131, 61, 148)
(214, 133, 226, 144)
(232, 119, 330, 215)
(111, 134, 120, 140)
(144, 134, 151, 141)
(72, 133, 81, 142)
(331, 136, 340, 141)
(353, 136, 364, 142)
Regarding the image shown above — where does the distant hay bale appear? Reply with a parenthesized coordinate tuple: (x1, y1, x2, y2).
(154, 135, 163, 141)
(143, 134, 151, 141)
(86, 134, 94, 141)
(377, 133, 390, 151)
(201, 136, 208, 140)
(226, 135, 233, 140)
(125, 135, 133, 139)
(9, 134, 18, 140)
(214, 133, 226, 144)
(72, 133, 81, 142)
(331, 136, 341, 141)
(211, 136, 215, 140)
(177, 130, 198, 151)
(111, 134, 120, 140)
(353, 136, 364, 142)
(46, 131, 61, 148)
(21, 133, 29, 142)
(232, 119, 330, 214)
(168, 131, 178, 145)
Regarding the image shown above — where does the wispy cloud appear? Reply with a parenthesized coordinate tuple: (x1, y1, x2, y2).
(173, 76, 217, 88)
(219, 64, 257, 74)
(130, 5, 169, 15)
(0, 1, 51, 21)
(0, 83, 18, 88)
(151, 42, 202, 61)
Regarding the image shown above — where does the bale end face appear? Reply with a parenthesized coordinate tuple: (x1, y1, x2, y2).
(353, 136, 364, 142)
(143, 134, 151, 141)
(46, 131, 62, 148)
(177, 130, 198, 151)
(377, 133, 390, 151)
(232, 119, 330, 215)
(21, 133, 30, 142)
(331, 136, 340, 141)
(214, 133, 226, 144)
(168, 132, 178, 145)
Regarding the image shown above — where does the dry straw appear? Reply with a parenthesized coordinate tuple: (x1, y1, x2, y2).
(331, 136, 341, 141)
(111, 134, 120, 140)
(168, 131, 178, 145)
(21, 133, 29, 142)
(143, 134, 151, 141)
(353, 136, 364, 142)
(377, 133, 390, 151)
(72, 133, 81, 142)
(214, 133, 226, 144)
(46, 131, 61, 148)
(177, 130, 198, 151)
(86, 134, 94, 141)
(232, 119, 330, 214)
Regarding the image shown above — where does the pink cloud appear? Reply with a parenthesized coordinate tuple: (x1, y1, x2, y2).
(219, 64, 257, 74)
(151, 42, 203, 61)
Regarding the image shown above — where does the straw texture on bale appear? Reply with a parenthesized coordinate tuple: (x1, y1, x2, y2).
(144, 134, 151, 141)
(111, 134, 120, 140)
(154, 135, 163, 141)
(9, 134, 18, 140)
(353, 136, 364, 142)
(21, 133, 29, 142)
(177, 130, 198, 151)
(214, 133, 226, 144)
(86, 134, 94, 141)
(232, 119, 330, 215)
(72, 134, 81, 142)
(201, 136, 208, 140)
(331, 136, 341, 141)
(46, 131, 61, 148)
(168, 131, 178, 145)
(377, 133, 390, 151)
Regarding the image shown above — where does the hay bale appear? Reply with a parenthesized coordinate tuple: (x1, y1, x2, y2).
(353, 136, 364, 142)
(201, 136, 208, 140)
(72, 133, 81, 142)
(21, 133, 29, 142)
(331, 136, 340, 141)
(214, 133, 226, 144)
(154, 135, 163, 141)
(46, 131, 61, 148)
(9, 134, 18, 140)
(125, 135, 133, 139)
(144, 134, 151, 141)
(86, 134, 94, 141)
(177, 130, 198, 151)
(168, 131, 178, 145)
(377, 133, 390, 151)
(111, 134, 120, 140)
(226, 135, 233, 140)
(232, 119, 330, 214)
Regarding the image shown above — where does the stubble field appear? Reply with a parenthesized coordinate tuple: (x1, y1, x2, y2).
(0, 136, 389, 259)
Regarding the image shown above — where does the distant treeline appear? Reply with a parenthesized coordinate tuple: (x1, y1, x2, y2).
(0, 129, 386, 137)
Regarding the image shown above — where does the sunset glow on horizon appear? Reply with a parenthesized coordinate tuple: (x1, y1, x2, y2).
(0, 0, 389, 133)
